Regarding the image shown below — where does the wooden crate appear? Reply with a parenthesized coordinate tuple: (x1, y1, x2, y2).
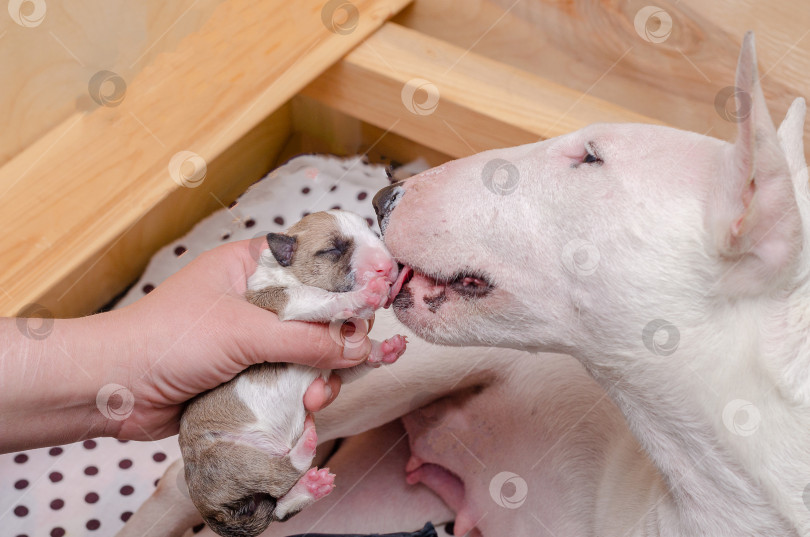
(2, 0, 806, 317)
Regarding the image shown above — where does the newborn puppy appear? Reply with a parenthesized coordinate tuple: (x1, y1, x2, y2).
(180, 210, 409, 537)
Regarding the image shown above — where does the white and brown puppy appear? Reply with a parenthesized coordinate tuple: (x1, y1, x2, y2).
(179, 210, 408, 537)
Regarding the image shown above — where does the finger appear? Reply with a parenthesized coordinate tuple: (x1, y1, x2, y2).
(303, 377, 330, 412)
(235, 304, 372, 369)
(324, 373, 341, 407)
(302, 374, 342, 412)
(224, 238, 269, 284)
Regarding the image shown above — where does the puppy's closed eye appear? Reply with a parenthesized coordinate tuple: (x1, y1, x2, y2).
(316, 237, 350, 258)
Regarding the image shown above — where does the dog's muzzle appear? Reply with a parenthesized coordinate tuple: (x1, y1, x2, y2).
(373, 183, 404, 234)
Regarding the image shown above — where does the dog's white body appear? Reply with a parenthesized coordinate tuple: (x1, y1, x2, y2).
(119, 34, 809, 537)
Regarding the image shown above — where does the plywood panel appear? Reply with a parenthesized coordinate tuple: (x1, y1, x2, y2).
(0, 0, 226, 167)
(290, 95, 452, 167)
(303, 23, 659, 160)
(396, 0, 810, 159)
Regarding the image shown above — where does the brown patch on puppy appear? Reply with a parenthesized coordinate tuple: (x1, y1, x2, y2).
(245, 286, 288, 314)
(285, 212, 356, 292)
(180, 363, 300, 537)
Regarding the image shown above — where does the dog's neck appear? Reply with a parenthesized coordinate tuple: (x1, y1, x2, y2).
(570, 276, 810, 535)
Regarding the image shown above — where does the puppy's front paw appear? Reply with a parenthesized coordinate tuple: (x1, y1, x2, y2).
(354, 277, 390, 317)
(369, 335, 408, 365)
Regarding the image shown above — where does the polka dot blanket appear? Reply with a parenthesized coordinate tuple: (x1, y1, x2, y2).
(0, 154, 452, 537)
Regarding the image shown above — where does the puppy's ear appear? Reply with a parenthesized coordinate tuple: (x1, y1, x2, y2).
(711, 31, 802, 291)
(266, 233, 297, 267)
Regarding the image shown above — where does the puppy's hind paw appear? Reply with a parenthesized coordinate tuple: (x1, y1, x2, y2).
(275, 466, 335, 520)
(369, 335, 408, 365)
(302, 467, 336, 500)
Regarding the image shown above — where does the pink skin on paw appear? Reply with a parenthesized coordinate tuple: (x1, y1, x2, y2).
(301, 414, 318, 456)
(302, 467, 336, 499)
(360, 277, 390, 310)
(369, 335, 408, 364)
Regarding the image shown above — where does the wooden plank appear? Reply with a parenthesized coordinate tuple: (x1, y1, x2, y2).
(0, 0, 412, 317)
(0, 0, 226, 168)
(395, 0, 810, 161)
(289, 95, 452, 168)
(303, 23, 660, 159)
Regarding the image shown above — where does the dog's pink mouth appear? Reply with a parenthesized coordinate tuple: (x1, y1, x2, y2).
(384, 265, 413, 308)
(385, 263, 493, 310)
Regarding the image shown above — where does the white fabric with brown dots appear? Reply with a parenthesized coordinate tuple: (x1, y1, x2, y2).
(0, 155, 454, 537)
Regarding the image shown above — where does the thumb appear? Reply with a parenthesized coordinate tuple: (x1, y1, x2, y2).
(236, 305, 373, 369)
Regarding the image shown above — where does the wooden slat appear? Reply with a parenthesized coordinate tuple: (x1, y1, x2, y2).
(289, 94, 452, 168)
(0, 0, 227, 168)
(303, 23, 661, 159)
(395, 0, 810, 161)
(0, 0, 412, 317)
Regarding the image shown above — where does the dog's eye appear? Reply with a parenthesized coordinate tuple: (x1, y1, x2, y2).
(582, 142, 603, 165)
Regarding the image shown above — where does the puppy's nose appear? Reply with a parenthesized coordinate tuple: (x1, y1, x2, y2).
(372, 256, 394, 276)
(359, 250, 396, 281)
(373, 183, 404, 230)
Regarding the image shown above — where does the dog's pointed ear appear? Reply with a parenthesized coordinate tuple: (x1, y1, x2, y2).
(711, 31, 802, 289)
(777, 97, 807, 187)
(266, 233, 297, 267)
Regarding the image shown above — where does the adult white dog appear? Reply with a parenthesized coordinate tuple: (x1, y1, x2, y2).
(120, 32, 809, 537)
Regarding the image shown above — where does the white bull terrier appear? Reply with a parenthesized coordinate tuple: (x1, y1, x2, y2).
(373, 31, 810, 536)
(119, 32, 808, 537)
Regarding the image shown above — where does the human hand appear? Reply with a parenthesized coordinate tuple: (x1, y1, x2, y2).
(103, 239, 374, 441)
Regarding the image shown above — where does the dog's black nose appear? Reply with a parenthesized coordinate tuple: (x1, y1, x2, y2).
(372, 183, 404, 231)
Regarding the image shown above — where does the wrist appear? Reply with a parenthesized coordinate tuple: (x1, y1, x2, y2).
(0, 310, 132, 452)
(64, 309, 136, 440)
